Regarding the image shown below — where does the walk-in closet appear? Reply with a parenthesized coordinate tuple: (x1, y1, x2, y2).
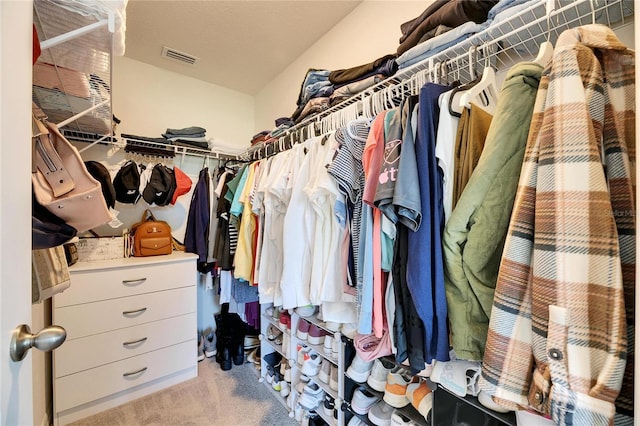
(0, 1, 637, 425)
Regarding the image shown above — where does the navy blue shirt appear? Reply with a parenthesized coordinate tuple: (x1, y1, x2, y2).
(185, 168, 211, 265)
(407, 83, 451, 363)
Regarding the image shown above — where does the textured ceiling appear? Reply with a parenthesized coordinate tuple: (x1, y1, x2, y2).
(124, 0, 362, 95)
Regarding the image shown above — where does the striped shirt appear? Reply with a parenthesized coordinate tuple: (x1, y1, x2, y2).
(479, 25, 635, 425)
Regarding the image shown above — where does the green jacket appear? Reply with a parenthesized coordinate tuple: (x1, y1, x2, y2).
(442, 62, 542, 361)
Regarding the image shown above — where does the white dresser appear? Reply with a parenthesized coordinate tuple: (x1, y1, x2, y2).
(52, 252, 198, 426)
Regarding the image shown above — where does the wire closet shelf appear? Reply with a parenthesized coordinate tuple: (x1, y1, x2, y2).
(244, 0, 633, 160)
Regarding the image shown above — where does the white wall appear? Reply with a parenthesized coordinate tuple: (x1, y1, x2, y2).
(254, 1, 431, 132)
(113, 56, 254, 149)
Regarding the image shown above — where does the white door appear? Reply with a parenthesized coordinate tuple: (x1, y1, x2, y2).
(1, 1, 36, 425)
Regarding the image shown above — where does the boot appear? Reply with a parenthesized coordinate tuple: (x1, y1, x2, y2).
(215, 334, 232, 371)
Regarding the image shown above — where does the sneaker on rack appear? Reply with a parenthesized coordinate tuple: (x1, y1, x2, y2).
(368, 400, 394, 426)
(324, 321, 341, 333)
(346, 352, 374, 383)
(329, 364, 339, 391)
(367, 358, 395, 392)
(348, 416, 366, 426)
(350, 386, 379, 415)
(341, 322, 358, 339)
(296, 380, 307, 395)
(297, 343, 311, 366)
(477, 390, 512, 414)
(323, 334, 333, 355)
(308, 323, 330, 345)
(203, 331, 217, 358)
(244, 334, 260, 351)
(301, 351, 323, 377)
(279, 310, 291, 329)
(269, 305, 281, 321)
(297, 318, 311, 340)
(405, 380, 433, 418)
(323, 394, 336, 417)
(267, 324, 283, 341)
(383, 368, 414, 408)
(280, 380, 291, 398)
(282, 329, 290, 357)
(331, 335, 340, 361)
(284, 364, 292, 382)
(299, 382, 325, 411)
(318, 359, 331, 384)
(390, 410, 419, 425)
(272, 374, 282, 392)
(296, 304, 317, 318)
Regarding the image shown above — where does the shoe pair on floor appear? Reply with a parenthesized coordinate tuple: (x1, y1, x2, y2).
(197, 331, 217, 362)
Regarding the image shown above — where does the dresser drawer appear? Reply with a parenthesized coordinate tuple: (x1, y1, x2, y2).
(59, 258, 196, 307)
(54, 286, 195, 339)
(54, 313, 196, 378)
(54, 340, 195, 412)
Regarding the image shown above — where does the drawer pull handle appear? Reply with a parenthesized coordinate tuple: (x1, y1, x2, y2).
(122, 278, 147, 285)
(122, 367, 147, 377)
(122, 307, 147, 316)
(123, 337, 148, 347)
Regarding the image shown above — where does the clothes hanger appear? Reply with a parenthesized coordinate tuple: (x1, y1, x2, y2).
(459, 45, 498, 113)
(534, 5, 555, 67)
(447, 47, 479, 117)
(534, 41, 554, 67)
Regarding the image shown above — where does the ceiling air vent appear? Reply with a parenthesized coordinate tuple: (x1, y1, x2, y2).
(161, 46, 199, 65)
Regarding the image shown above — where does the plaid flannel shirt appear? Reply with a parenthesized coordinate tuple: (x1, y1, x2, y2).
(479, 24, 635, 425)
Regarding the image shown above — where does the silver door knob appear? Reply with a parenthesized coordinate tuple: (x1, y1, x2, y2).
(10, 324, 66, 362)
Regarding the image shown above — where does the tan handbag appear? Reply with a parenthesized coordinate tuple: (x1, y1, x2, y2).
(130, 210, 173, 257)
(32, 117, 112, 233)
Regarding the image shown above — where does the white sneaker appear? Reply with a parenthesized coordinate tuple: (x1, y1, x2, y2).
(298, 382, 325, 411)
(296, 304, 317, 318)
(331, 335, 340, 361)
(318, 360, 331, 384)
(367, 358, 395, 392)
(203, 332, 217, 358)
(368, 400, 394, 426)
(346, 352, 374, 383)
(390, 409, 419, 425)
(297, 344, 311, 366)
(383, 368, 413, 408)
(323, 334, 333, 355)
(329, 364, 339, 391)
(301, 351, 322, 377)
(341, 322, 357, 339)
(280, 380, 291, 398)
(350, 386, 379, 415)
(348, 416, 366, 426)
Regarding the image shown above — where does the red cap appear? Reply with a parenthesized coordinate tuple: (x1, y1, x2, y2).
(171, 167, 193, 205)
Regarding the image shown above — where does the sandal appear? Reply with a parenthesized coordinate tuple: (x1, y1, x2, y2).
(267, 324, 283, 342)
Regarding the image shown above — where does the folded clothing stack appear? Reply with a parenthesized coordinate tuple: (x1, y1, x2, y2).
(162, 126, 210, 150)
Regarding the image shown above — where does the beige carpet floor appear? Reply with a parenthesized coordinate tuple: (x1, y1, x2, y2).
(68, 356, 297, 426)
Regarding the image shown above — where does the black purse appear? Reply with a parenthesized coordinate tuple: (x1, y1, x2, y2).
(32, 190, 77, 250)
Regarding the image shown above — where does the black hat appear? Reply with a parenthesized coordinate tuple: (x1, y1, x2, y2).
(143, 164, 175, 206)
(113, 161, 140, 204)
(84, 161, 116, 209)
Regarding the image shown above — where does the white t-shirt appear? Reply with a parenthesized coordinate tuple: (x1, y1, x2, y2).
(256, 151, 290, 305)
(280, 138, 321, 309)
(435, 89, 460, 224)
